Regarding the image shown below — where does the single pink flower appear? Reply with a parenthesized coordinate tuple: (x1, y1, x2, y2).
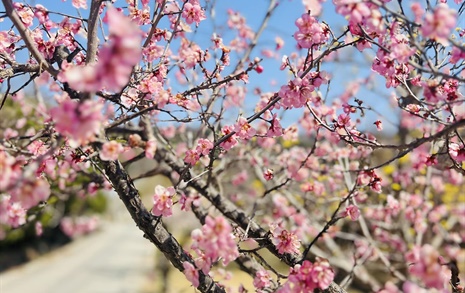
(196, 138, 213, 156)
(182, 261, 199, 288)
(184, 149, 200, 165)
(99, 141, 124, 161)
(263, 169, 274, 181)
(343, 205, 360, 221)
(151, 185, 175, 217)
(234, 116, 256, 140)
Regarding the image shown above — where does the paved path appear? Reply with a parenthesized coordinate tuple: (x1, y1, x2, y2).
(0, 213, 155, 293)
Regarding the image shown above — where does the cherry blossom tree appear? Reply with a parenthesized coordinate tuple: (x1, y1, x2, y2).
(1, 0, 465, 292)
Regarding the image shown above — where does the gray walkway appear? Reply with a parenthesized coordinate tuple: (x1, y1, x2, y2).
(0, 215, 155, 293)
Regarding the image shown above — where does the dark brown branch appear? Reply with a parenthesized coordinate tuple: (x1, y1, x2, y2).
(154, 147, 347, 293)
(1, 0, 58, 76)
(101, 159, 225, 293)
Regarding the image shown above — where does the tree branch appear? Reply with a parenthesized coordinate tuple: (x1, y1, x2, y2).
(2, 0, 58, 76)
(101, 159, 225, 293)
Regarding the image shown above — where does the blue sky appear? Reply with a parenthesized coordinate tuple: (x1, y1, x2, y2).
(5, 0, 461, 134)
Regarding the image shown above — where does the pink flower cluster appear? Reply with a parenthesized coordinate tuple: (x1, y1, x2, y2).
(220, 126, 238, 150)
(253, 270, 272, 291)
(270, 224, 301, 255)
(334, 0, 383, 38)
(294, 13, 329, 49)
(279, 72, 328, 109)
(60, 7, 142, 92)
(405, 244, 450, 290)
(277, 258, 334, 292)
(99, 140, 124, 161)
(9, 177, 51, 209)
(184, 138, 214, 165)
(182, 0, 206, 25)
(0, 195, 26, 232)
(151, 185, 176, 217)
(357, 170, 382, 193)
(234, 117, 256, 141)
(190, 216, 239, 273)
(341, 204, 360, 221)
(60, 216, 100, 238)
(421, 4, 456, 45)
(50, 99, 104, 148)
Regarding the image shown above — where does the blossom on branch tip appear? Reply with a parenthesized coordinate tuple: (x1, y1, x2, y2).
(234, 116, 256, 140)
(421, 4, 456, 46)
(196, 138, 213, 156)
(59, 7, 142, 92)
(449, 143, 465, 162)
(294, 13, 329, 49)
(278, 258, 334, 292)
(342, 204, 360, 221)
(182, 0, 206, 25)
(151, 185, 175, 217)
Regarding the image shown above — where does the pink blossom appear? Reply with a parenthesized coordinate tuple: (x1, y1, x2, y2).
(14, 3, 34, 27)
(145, 140, 157, 159)
(411, 3, 423, 22)
(60, 8, 142, 92)
(60, 216, 100, 238)
(311, 258, 335, 290)
(267, 114, 283, 137)
(72, 0, 87, 9)
(271, 225, 301, 255)
(99, 141, 124, 161)
(0, 150, 16, 190)
(182, 1, 206, 25)
(303, 0, 323, 16)
(190, 216, 239, 270)
(180, 192, 200, 212)
(279, 77, 315, 109)
(378, 281, 401, 293)
(50, 99, 104, 148)
(182, 261, 200, 288)
(234, 116, 256, 140)
(9, 177, 51, 210)
(282, 258, 334, 292)
(264, 169, 274, 181)
(421, 4, 456, 45)
(450, 46, 465, 63)
(406, 245, 450, 289)
(449, 143, 465, 162)
(253, 270, 272, 290)
(7, 200, 26, 228)
(151, 185, 175, 217)
(294, 14, 329, 48)
(184, 149, 200, 165)
(232, 170, 248, 186)
(342, 205, 360, 221)
(196, 138, 213, 156)
(220, 125, 238, 150)
(374, 120, 383, 131)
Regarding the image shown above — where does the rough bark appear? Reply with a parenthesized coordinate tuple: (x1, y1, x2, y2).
(102, 159, 225, 293)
